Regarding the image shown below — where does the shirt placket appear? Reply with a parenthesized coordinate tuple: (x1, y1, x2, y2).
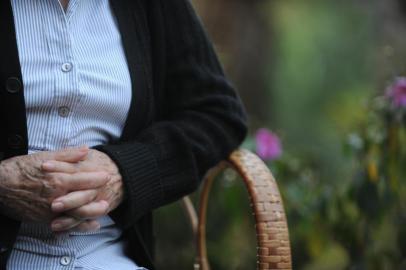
(45, 0, 80, 150)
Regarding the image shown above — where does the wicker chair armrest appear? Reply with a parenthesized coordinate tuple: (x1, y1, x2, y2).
(184, 149, 292, 270)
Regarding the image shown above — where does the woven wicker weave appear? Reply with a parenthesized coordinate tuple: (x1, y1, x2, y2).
(182, 149, 292, 270)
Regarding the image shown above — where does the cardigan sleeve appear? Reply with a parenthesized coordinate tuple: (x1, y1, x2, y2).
(94, 0, 248, 229)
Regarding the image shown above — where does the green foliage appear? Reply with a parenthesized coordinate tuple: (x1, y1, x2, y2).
(263, 1, 406, 268)
(266, 94, 406, 269)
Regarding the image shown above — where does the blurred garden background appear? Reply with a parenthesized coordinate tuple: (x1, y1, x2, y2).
(154, 0, 406, 269)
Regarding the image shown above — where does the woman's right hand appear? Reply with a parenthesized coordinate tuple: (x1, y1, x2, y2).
(0, 146, 109, 224)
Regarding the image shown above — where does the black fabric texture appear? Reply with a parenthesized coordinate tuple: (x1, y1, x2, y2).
(0, 0, 248, 269)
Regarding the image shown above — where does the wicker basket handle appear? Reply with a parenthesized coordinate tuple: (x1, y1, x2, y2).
(182, 149, 292, 270)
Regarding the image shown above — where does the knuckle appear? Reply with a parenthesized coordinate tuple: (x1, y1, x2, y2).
(48, 174, 62, 187)
(100, 172, 110, 181)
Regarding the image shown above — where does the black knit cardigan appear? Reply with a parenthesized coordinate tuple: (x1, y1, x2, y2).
(0, 0, 248, 269)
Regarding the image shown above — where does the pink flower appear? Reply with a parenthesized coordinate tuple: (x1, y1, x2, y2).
(255, 128, 282, 161)
(387, 77, 406, 108)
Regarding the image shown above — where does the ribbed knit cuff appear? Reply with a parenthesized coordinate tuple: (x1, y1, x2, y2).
(92, 142, 163, 229)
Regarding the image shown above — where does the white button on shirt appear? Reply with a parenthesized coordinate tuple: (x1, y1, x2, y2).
(58, 106, 71, 117)
(61, 62, 73, 72)
(60, 256, 72, 266)
(8, 0, 146, 269)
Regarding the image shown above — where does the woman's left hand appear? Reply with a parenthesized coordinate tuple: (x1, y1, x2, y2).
(42, 149, 124, 232)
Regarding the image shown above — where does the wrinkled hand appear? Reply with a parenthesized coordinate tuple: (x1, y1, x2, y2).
(42, 149, 124, 232)
(0, 147, 109, 223)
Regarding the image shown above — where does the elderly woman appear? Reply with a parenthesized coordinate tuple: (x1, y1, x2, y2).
(0, 0, 247, 269)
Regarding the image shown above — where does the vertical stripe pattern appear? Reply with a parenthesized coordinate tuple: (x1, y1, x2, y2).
(12, 0, 132, 153)
(8, 0, 146, 269)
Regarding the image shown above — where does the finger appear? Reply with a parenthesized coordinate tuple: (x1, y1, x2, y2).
(72, 220, 101, 232)
(51, 216, 82, 232)
(52, 146, 89, 163)
(52, 189, 98, 212)
(42, 160, 78, 173)
(48, 171, 110, 191)
(68, 200, 109, 220)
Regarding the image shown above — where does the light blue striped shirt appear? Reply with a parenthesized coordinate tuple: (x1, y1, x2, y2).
(8, 0, 146, 269)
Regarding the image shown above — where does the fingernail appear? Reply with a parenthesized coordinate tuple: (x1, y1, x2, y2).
(79, 145, 89, 152)
(101, 200, 109, 208)
(52, 202, 64, 212)
(42, 162, 54, 170)
(51, 222, 62, 231)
